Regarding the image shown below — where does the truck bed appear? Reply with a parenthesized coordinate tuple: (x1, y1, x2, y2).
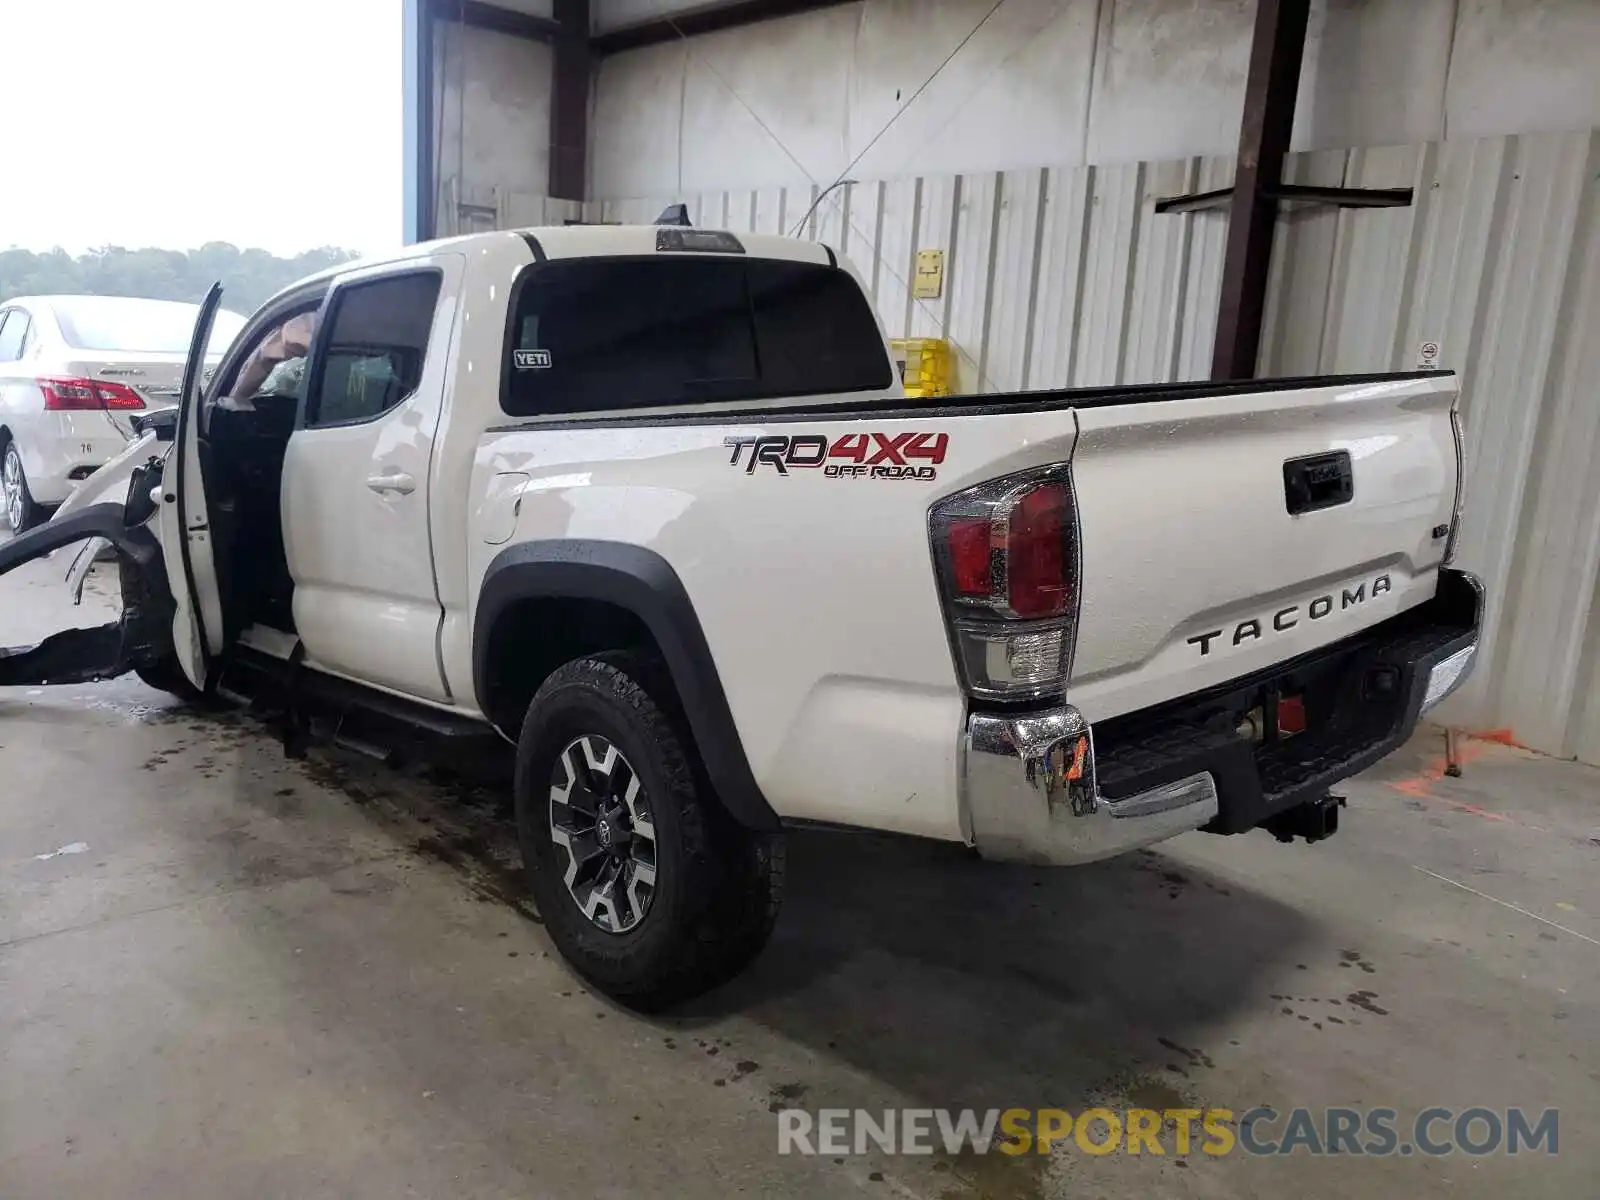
(486, 369, 1455, 431)
(469, 369, 1462, 843)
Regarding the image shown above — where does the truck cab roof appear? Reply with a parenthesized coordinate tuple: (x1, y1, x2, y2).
(281, 225, 838, 305)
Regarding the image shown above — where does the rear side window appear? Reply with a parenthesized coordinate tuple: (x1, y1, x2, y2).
(0, 310, 29, 362)
(305, 272, 441, 427)
(502, 258, 892, 416)
(50, 295, 247, 355)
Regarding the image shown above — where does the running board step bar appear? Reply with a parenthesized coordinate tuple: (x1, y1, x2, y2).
(214, 645, 505, 769)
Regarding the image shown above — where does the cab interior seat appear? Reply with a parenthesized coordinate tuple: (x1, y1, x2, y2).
(204, 399, 298, 636)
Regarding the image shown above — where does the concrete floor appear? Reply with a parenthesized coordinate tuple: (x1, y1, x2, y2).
(2, 533, 1597, 1199)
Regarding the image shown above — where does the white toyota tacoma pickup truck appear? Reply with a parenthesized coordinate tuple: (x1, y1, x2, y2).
(0, 224, 1482, 1007)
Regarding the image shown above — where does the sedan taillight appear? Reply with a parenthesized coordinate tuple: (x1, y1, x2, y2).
(38, 376, 146, 411)
(930, 466, 1081, 701)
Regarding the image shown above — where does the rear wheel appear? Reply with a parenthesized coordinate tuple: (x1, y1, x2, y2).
(514, 655, 783, 1010)
(2, 440, 44, 534)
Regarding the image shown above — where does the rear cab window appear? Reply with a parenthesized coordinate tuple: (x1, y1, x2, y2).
(501, 256, 892, 416)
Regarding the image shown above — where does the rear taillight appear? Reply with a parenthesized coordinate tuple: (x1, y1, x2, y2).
(38, 376, 146, 411)
(930, 467, 1081, 701)
(947, 518, 993, 596)
(1005, 482, 1070, 618)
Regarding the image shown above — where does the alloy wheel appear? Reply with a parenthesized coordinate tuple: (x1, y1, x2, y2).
(2, 448, 23, 532)
(548, 734, 658, 933)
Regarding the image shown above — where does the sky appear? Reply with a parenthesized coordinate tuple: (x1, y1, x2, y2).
(3, 0, 403, 256)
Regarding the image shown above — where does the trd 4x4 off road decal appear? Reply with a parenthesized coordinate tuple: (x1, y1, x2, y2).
(724, 433, 948, 480)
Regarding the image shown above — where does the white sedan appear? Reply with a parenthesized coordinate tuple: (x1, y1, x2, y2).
(0, 295, 246, 532)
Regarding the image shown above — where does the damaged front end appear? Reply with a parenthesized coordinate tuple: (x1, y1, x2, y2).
(0, 455, 176, 687)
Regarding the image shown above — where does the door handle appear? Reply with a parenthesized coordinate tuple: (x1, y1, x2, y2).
(366, 471, 416, 495)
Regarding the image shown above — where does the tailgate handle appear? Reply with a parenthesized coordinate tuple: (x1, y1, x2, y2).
(1283, 451, 1353, 515)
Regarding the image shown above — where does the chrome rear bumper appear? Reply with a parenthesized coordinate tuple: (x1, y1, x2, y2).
(962, 571, 1483, 865)
(963, 706, 1218, 865)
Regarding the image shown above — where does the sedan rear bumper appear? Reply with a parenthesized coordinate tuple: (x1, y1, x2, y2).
(15, 412, 129, 505)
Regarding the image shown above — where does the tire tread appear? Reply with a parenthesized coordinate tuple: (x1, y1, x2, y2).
(516, 654, 781, 1009)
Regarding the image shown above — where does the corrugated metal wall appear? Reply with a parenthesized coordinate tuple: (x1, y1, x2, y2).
(577, 128, 1600, 763)
(435, 183, 584, 237)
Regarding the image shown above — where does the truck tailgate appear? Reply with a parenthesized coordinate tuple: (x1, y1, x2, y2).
(1066, 374, 1460, 722)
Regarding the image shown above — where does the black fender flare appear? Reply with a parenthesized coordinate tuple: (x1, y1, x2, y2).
(0, 502, 160, 575)
(474, 540, 780, 831)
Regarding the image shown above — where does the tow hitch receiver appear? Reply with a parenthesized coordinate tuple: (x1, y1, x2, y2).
(1263, 792, 1345, 844)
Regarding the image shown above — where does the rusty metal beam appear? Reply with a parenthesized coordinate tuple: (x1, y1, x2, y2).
(403, 0, 435, 241)
(444, 0, 561, 41)
(590, 0, 855, 56)
(1211, 0, 1312, 380)
(1154, 186, 1236, 215)
(549, 0, 591, 200)
(1270, 184, 1413, 208)
(1156, 183, 1414, 214)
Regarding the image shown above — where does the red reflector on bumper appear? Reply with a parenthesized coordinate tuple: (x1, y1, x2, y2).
(1279, 694, 1307, 736)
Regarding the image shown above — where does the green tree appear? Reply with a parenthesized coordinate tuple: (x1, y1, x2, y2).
(0, 243, 360, 315)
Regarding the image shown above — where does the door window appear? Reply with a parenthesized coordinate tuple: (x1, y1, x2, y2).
(0, 311, 30, 363)
(223, 309, 321, 403)
(305, 272, 442, 428)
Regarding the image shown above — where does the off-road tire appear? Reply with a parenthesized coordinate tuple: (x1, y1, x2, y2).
(514, 654, 784, 1010)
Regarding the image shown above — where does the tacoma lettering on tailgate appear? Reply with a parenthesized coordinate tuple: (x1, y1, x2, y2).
(1187, 574, 1393, 657)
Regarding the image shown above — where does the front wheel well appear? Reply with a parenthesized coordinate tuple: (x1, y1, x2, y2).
(480, 597, 662, 735)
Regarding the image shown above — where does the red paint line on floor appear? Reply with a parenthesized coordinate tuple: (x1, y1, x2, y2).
(1383, 734, 1548, 832)
(1467, 727, 1534, 751)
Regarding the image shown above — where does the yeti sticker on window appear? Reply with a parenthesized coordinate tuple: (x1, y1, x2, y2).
(514, 349, 552, 369)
